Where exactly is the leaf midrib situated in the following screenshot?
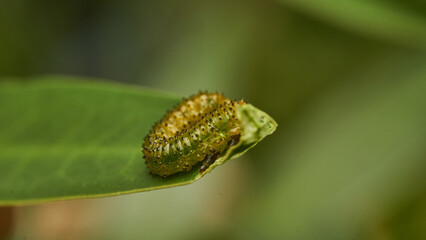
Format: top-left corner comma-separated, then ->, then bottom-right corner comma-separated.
0,145 -> 138,154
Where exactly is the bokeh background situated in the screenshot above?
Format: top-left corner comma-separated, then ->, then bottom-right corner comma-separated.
1,0 -> 426,239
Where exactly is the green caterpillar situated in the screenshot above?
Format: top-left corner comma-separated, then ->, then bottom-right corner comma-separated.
142,92 -> 245,178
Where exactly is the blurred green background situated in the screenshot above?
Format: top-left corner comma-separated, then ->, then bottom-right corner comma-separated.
1,0 -> 426,239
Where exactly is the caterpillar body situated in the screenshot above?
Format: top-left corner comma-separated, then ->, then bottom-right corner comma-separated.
142,92 -> 245,178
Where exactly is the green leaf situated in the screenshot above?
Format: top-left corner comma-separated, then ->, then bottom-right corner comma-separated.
0,76 -> 277,206
276,0 -> 426,49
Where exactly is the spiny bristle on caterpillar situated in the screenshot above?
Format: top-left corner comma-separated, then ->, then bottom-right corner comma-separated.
142,92 -> 245,178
